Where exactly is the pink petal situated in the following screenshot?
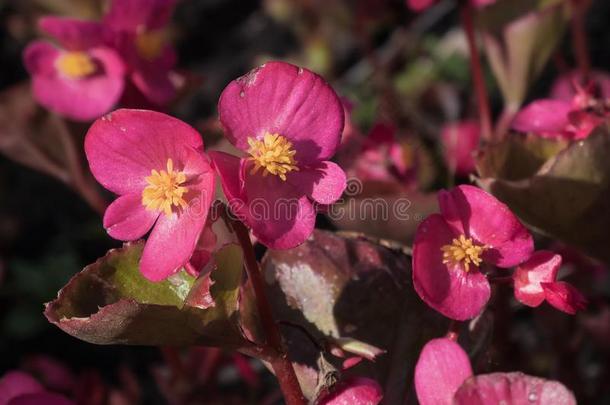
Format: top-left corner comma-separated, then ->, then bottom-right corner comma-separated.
23,41 -> 60,76
103,193 -> 159,241
130,58 -> 176,106
412,214 -> 491,320
8,393 -> 75,405
414,338 -> 473,405
438,185 -> 534,268
104,0 -> 176,31
512,99 -> 572,137
218,61 -> 344,165
407,0 -> 436,11
513,251 -> 561,307
209,151 -> 244,203
287,161 -> 346,205
541,282 -> 587,315
441,120 -> 480,177
471,0 -> 496,7
318,377 -> 383,405
38,17 -> 105,50
454,372 -> 576,405
0,372 -> 43,405
27,45 -> 125,122
139,150 -> 214,281
85,109 -> 203,195
242,161 -> 316,249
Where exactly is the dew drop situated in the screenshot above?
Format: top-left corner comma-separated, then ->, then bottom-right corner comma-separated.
528,392 -> 538,402
297,67 -> 304,75
239,91 -> 245,98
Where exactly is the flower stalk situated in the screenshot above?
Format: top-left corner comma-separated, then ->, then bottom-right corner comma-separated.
229,216 -> 306,405
459,0 -> 493,142
570,0 -> 591,84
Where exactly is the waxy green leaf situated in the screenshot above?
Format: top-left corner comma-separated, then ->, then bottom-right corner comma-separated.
45,242 -> 256,349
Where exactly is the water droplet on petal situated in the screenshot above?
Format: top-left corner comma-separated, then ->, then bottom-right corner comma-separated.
528,392 -> 538,402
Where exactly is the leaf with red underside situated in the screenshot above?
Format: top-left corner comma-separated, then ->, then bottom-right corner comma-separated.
45,242 -> 256,349
261,230 -> 446,403
477,123 -> 610,264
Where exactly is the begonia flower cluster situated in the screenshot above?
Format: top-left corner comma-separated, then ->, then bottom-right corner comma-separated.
24,0 -> 178,121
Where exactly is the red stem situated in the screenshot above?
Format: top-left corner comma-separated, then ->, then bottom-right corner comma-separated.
230,218 -> 306,405
570,0 -> 591,84
460,1 -> 493,142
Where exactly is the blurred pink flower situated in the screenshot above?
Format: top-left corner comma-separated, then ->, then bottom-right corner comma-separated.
318,377 -> 383,405
440,120 -> 480,177
513,250 -> 587,314
413,185 -> 533,320
353,122 -> 416,186
23,17 -> 125,121
85,109 -> 214,281
513,78 -> 610,140
415,338 -> 577,405
211,61 -> 346,249
103,0 -> 177,106
407,0 -> 495,11
0,371 -> 74,405
551,70 -> 610,101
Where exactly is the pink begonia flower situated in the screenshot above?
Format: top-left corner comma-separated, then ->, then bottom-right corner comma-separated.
454,373 -> 576,405
415,338 -> 577,405
413,185 -> 533,320
513,250 -> 587,314
441,120 -> 480,177
23,17 -> 125,121
513,82 -> 610,140
85,109 -> 214,281
541,281 -> 587,315
210,61 -> 346,249
103,0 -> 177,106
318,377 -> 383,405
513,250 -> 562,307
0,371 -> 75,405
414,338 -> 473,405
551,70 -> 610,101
407,0 -> 495,11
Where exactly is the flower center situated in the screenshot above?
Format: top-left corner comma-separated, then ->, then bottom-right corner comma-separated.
56,52 -> 96,79
247,133 -> 298,181
142,158 -> 188,216
136,29 -> 166,60
441,234 -> 487,272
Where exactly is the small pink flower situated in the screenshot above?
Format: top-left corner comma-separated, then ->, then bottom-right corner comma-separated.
413,185 -> 533,320
415,338 -> 577,405
414,338 -> 473,405
541,281 -> 587,315
513,250 -> 562,307
440,120 -> 480,177
513,250 -> 587,314
318,377 -> 383,405
512,86 -> 609,140
103,0 -> 177,106
210,61 -> 346,249
85,109 -> 215,281
23,17 -> 125,121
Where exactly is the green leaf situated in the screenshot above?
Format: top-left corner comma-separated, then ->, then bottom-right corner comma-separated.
477,124 -> 610,264
45,242 -> 255,349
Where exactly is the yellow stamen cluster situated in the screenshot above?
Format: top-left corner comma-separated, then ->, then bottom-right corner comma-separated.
142,159 -> 188,216
247,133 -> 298,181
136,29 -> 166,60
441,234 -> 487,272
56,52 -> 96,79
